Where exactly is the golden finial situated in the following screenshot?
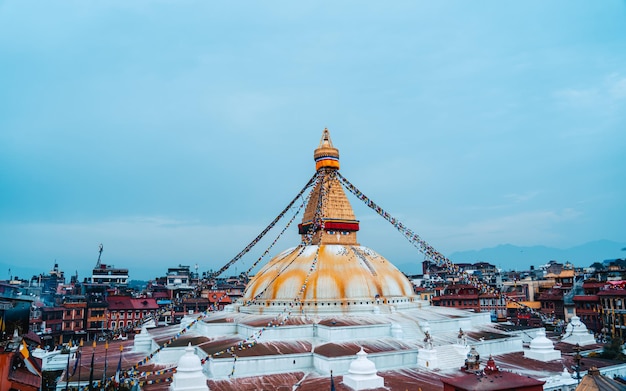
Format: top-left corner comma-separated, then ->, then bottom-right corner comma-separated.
314,128 -> 340,171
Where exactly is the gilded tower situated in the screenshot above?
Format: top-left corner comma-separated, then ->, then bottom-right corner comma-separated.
298,129 -> 360,245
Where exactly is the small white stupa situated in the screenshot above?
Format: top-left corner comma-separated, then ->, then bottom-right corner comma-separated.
342,347 -> 384,390
170,343 -> 209,391
390,323 -> 403,339
524,328 -> 561,362
417,329 -> 438,369
133,326 -> 153,353
561,316 -> 596,346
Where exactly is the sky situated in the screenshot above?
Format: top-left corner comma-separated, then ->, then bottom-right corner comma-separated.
1,1 -> 625,281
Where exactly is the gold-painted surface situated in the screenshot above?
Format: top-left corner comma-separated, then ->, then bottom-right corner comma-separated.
313,128 -> 340,164
315,159 -> 340,170
243,245 -> 414,303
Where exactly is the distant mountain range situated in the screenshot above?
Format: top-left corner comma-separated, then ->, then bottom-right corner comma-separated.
398,240 -> 626,275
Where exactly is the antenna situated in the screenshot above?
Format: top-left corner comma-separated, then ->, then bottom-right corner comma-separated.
96,243 -> 103,268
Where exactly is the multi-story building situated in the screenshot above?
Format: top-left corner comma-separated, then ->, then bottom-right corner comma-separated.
431,284 -> 506,320
537,287 -> 565,320
90,264 -> 129,286
106,295 -> 159,332
172,297 -> 209,323
505,301 -> 542,327
573,280 -> 603,334
84,284 -> 108,340
41,307 -> 64,345
60,295 -> 87,342
598,281 -> 626,340
203,290 -> 232,311
165,265 -> 194,290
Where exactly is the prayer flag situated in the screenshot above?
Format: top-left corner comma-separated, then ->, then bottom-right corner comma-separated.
20,340 -> 29,359
115,344 -> 123,385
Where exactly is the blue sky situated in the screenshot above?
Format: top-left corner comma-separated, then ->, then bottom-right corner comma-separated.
1,1 -> 625,281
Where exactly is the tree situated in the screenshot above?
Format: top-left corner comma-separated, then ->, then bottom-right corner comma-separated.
600,337 -> 626,361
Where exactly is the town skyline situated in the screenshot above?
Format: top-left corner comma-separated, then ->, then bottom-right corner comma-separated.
1,2 -> 625,281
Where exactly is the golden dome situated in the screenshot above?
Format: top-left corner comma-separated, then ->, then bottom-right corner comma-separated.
243,244 -> 415,312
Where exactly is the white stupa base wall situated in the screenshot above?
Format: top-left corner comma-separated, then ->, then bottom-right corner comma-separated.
158,347 -> 190,364
195,320 -> 237,336
343,373 -> 384,390
473,336 -> 524,357
204,349 -> 417,379
206,353 -> 313,379
236,299 -> 430,315
417,348 -> 439,369
316,323 -> 390,342
238,323 -> 315,341
314,349 -> 418,376
524,348 -> 562,362
561,333 -> 596,346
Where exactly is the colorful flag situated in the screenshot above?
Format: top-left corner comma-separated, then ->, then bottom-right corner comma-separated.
20,341 -> 42,377
115,344 -> 123,385
19,340 -> 29,359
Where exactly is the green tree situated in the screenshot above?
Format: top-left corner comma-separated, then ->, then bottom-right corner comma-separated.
600,337 -> 626,361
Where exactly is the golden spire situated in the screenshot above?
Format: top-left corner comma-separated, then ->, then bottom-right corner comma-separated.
314,128 -> 340,171
299,128 -> 359,245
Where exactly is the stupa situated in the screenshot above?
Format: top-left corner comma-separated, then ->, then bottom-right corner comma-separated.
135,128 -> 543,387
524,328 -> 561,362
560,315 -> 596,346
342,347 -> 385,390
242,128 -> 418,314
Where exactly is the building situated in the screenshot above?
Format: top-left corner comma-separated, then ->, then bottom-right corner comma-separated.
60,295 -> 87,343
106,295 -> 159,332
432,284 -> 507,320
89,244 -> 129,286
573,280 -> 604,334
84,284 -> 108,340
598,281 -> 626,341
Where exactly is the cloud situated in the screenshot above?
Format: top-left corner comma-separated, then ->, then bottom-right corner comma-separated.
504,191 -> 540,203
554,73 -> 626,109
608,74 -> 626,100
